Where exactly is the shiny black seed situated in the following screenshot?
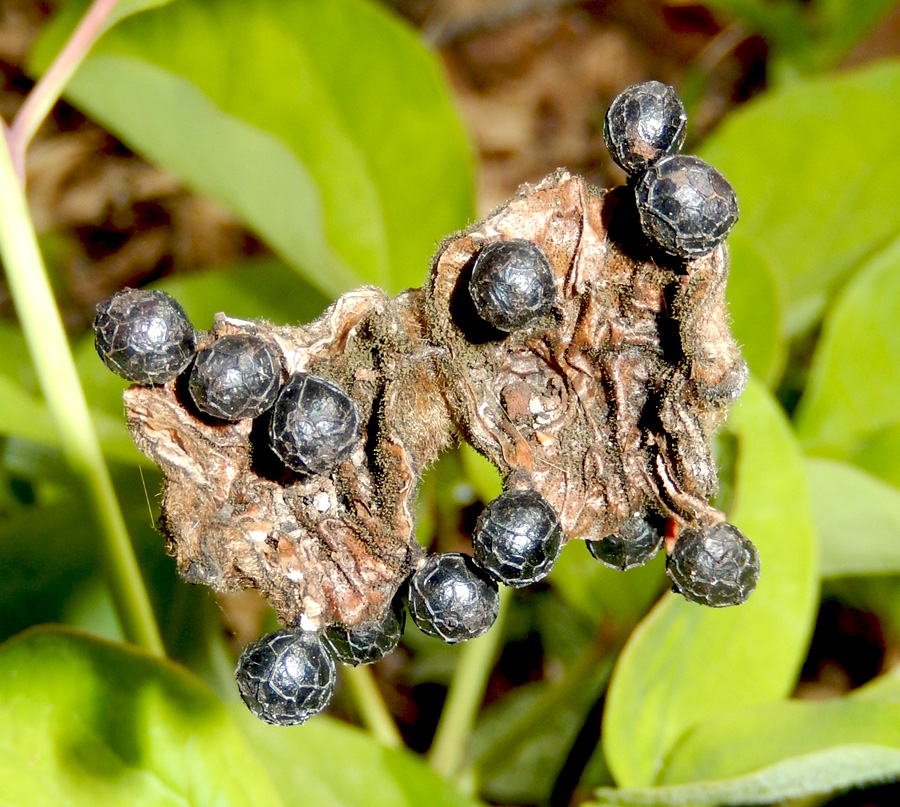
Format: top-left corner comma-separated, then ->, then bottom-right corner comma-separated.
604,81 -> 687,176
666,522 -> 760,607
635,154 -> 739,258
235,629 -> 336,726
269,372 -> 361,475
408,553 -> 499,643
189,334 -> 282,421
324,603 -> 405,666
473,489 -> 562,587
93,288 -> 195,384
469,239 -> 557,332
586,514 -> 664,571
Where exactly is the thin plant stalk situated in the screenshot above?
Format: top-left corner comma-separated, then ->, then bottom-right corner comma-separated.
343,665 -> 403,749
0,130 -> 164,657
428,585 -> 511,781
9,0 -> 120,183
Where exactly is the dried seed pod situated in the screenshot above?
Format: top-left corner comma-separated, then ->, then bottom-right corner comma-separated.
324,602 -> 405,666
189,333 -> 282,421
408,553 -> 499,643
473,489 -> 562,587
117,164 -> 752,651
468,239 -> 557,331
603,80 -> 687,176
586,514 -> 664,571
235,629 -> 336,726
269,372 -> 361,475
666,522 -> 760,607
635,155 -> 739,258
93,288 -> 195,384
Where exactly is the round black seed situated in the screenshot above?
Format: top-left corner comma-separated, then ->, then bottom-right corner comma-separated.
473,489 -> 563,587
93,288 -> 196,384
269,372 -> 361,475
189,334 -> 281,421
603,80 -> 687,176
324,603 -> 405,666
635,154 -> 739,259
586,514 -> 664,571
408,553 -> 499,643
469,239 -> 557,332
235,629 -> 336,726
666,522 -> 760,607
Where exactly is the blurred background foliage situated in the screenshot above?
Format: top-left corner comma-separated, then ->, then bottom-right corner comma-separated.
1,0 -> 900,805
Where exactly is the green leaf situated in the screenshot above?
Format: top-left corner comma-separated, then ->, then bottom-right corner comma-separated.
30,0 -> 475,297
103,0 -> 177,28
724,234 -> 783,384
591,693 -> 900,806
795,235 -> 900,458
0,626 -> 285,807
589,746 -> 900,807
699,62 -> 900,337
155,257 -> 329,328
661,696 -> 900,784
552,539 -> 666,626
601,378 -> 818,787
852,422 -> 900,490
228,702 -> 485,807
467,663 -> 610,805
808,457 -> 900,577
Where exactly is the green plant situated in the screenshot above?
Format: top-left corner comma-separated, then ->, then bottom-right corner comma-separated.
2,1 -> 900,806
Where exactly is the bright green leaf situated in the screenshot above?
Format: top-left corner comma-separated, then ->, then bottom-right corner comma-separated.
601,378 -> 818,787
591,695 -> 900,805
30,0 -> 475,297
699,62 -> 900,337
228,702 -> 485,807
852,422 -> 900,491
0,626 -> 285,807
808,457 -> 900,576
590,746 -> 900,807
795,235 -> 900,457
725,234 -> 783,384
660,695 -> 900,785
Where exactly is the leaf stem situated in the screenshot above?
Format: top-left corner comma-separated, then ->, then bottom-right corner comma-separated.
343,665 -> 403,749
9,0 -> 121,182
0,125 -> 164,657
428,585 -> 511,781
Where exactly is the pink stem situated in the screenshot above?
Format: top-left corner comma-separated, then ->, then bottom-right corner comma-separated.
9,0 -> 120,186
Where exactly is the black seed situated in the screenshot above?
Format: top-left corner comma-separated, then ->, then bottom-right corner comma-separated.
468,239 -> 557,332
473,489 -> 562,587
189,334 -> 282,421
269,372 -> 361,475
93,288 -> 196,384
408,553 -> 499,643
235,629 -> 336,726
603,81 -> 687,176
635,154 -> 739,258
324,602 -> 405,666
666,522 -> 760,607
586,514 -> 664,571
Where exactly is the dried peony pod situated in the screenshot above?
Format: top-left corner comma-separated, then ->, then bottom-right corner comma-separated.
122,168 -> 751,632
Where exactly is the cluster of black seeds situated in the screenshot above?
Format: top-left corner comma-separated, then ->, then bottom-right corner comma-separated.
93,81 -> 761,729
603,80 -> 739,258
94,289 -> 363,478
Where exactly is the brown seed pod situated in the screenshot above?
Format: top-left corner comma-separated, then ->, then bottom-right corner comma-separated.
123,168 -> 748,631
